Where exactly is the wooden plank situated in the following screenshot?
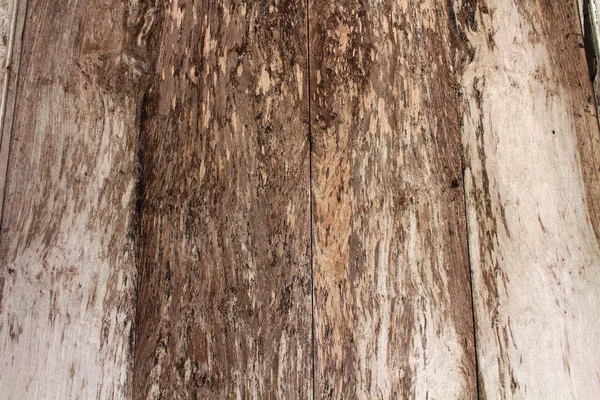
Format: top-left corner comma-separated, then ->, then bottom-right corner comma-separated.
0,0 -> 21,220
461,1 -> 600,397
310,1 -> 478,397
0,0 -> 152,397
132,1 -> 312,398
0,0 -> 14,91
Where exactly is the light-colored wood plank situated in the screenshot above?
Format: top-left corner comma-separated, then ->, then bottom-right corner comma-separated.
461,1 -> 600,397
0,0 -> 21,220
132,1 -> 312,398
0,0 -> 153,397
310,1 -> 478,397
0,0 -> 14,91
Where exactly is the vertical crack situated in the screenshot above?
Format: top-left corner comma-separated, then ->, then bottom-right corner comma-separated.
583,0 -> 598,80
462,169 -> 481,400
306,0 -> 315,398
130,89 -> 147,399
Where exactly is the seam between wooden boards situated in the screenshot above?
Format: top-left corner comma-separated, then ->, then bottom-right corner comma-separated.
307,0 -> 315,398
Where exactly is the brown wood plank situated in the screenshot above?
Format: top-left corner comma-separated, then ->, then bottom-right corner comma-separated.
0,0 -> 152,397
132,1 -> 312,398
309,1 -> 478,397
460,1 -> 600,397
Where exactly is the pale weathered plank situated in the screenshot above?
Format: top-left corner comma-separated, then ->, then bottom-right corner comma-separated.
132,1 -> 312,398
310,1 -> 478,397
0,0 -> 21,219
460,1 -> 600,398
0,0 -> 14,91
0,0 -> 153,397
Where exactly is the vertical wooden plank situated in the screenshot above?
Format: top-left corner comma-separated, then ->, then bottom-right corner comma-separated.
0,0 -> 152,397
310,1 -> 478,397
461,1 -> 600,397
0,0 -> 21,217
580,0 -> 600,115
133,0 -> 312,398
0,0 -> 14,90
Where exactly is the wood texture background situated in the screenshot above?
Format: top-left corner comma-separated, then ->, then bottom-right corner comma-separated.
0,0 -> 599,399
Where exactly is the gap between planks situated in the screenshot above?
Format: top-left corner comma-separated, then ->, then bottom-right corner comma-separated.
306,0 -> 316,399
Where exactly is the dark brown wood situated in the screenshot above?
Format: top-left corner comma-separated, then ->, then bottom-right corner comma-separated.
309,1 -> 478,397
0,0 -> 152,397
132,1 -> 312,398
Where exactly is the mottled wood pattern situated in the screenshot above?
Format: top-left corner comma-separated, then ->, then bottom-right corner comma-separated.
1,0 -> 600,399
460,1 -> 600,398
132,1 -> 312,398
0,0 -> 151,397
310,1 -> 478,398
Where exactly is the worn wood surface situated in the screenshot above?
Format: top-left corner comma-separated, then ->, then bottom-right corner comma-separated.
0,0 -> 20,219
0,0 -> 151,397
0,0 -> 14,90
310,1 -> 478,398
132,1 -> 312,398
461,1 -> 600,398
1,0 -> 600,399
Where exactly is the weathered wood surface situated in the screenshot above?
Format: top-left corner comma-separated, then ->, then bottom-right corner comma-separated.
1,0 -> 600,399
0,0 -> 14,90
132,1 -> 312,398
0,0 -> 20,219
461,1 -> 600,398
0,0 -> 151,397
310,1 -> 478,397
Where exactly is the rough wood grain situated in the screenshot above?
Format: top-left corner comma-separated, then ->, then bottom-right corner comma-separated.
0,0 -> 152,397
460,1 -> 600,398
132,1 -> 312,398
0,0 -> 21,219
580,0 -> 600,116
310,1 -> 478,397
0,0 -> 14,90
